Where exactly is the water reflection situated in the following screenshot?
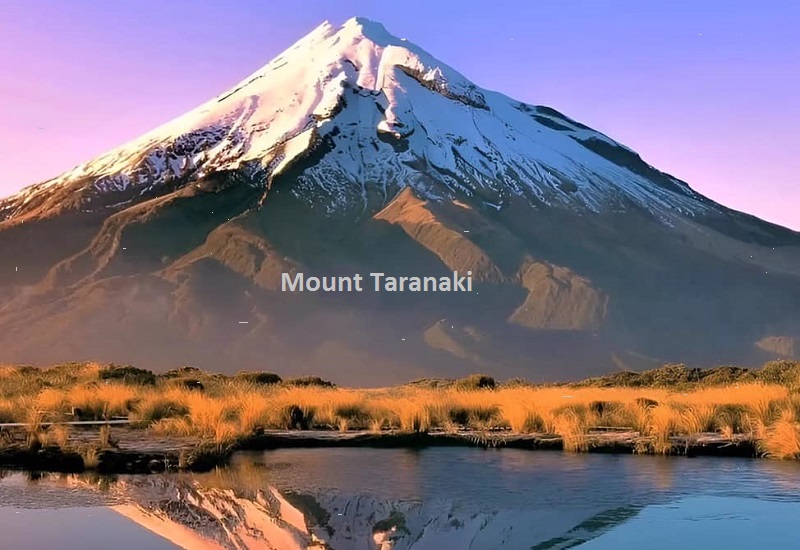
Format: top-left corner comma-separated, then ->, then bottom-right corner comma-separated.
578,496 -> 800,549
1,449 -> 800,549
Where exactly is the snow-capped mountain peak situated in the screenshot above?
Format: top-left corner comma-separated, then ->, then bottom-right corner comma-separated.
1,18 -> 799,387
1,17 -> 712,221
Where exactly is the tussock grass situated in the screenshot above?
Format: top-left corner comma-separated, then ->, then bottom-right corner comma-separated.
0,401 -> 17,423
68,385 -> 138,419
44,424 -> 71,449
756,410 -> 800,459
129,394 -> 189,427
3,362 -> 800,459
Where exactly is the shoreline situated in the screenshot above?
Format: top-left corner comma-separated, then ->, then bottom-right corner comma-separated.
2,362 -> 798,473
0,426 -> 758,474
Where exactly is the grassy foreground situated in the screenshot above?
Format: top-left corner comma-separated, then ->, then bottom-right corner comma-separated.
2,361 -> 800,460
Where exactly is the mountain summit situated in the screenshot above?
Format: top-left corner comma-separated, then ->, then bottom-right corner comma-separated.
2,16 -> 709,220
1,18 -> 799,384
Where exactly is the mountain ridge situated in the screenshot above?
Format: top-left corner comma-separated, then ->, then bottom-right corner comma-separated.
1,17 -> 799,384
1,17 -> 724,222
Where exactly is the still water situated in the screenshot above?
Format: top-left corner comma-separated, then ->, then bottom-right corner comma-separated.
1,448 -> 800,549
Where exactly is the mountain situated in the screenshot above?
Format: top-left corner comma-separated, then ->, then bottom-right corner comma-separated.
72,475 -> 637,549
1,17 -> 799,385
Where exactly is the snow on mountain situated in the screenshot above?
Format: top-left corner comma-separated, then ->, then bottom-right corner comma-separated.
1,16 -> 798,379
96,477 -> 623,550
1,17 -> 714,222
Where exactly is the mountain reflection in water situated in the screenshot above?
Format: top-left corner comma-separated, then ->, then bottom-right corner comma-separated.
2,448 -> 800,549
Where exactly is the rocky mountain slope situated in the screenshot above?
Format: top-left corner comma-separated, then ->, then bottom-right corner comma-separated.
1,17 -> 799,384
86,476 -> 635,550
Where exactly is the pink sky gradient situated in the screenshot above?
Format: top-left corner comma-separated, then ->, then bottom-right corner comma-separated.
1,1 -> 798,229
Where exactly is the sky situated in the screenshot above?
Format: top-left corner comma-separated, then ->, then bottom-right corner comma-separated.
1,0 -> 798,229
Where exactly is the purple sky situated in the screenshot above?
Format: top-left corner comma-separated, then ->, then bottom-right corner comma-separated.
1,1 -> 798,229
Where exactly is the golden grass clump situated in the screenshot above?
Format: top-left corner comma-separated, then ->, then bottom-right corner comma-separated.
151,417 -> 194,437
755,409 -> 800,460
48,424 -> 72,449
501,398 -> 539,433
128,393 -> 189,427
645,405 -> 679,454
0,400 -> 17,423
551,408 -> 589,452
180,392 -> 238,437
237,392 -> 273,434
66,384 -> 139,419
678,403 -> 719,435
6,363 -> 800,460
0,366 -> 20,379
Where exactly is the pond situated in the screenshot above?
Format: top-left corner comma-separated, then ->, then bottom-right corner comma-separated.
1,448 -> 800,549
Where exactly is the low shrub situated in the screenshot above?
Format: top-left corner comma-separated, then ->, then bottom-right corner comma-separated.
757,361 -> 800,387
235,371 -> 283,386
164,378 -> 205,391
455,374 -> 496,390
98,365 -> 156,386
284,376 -> 334,388
161,366 -> 203,379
